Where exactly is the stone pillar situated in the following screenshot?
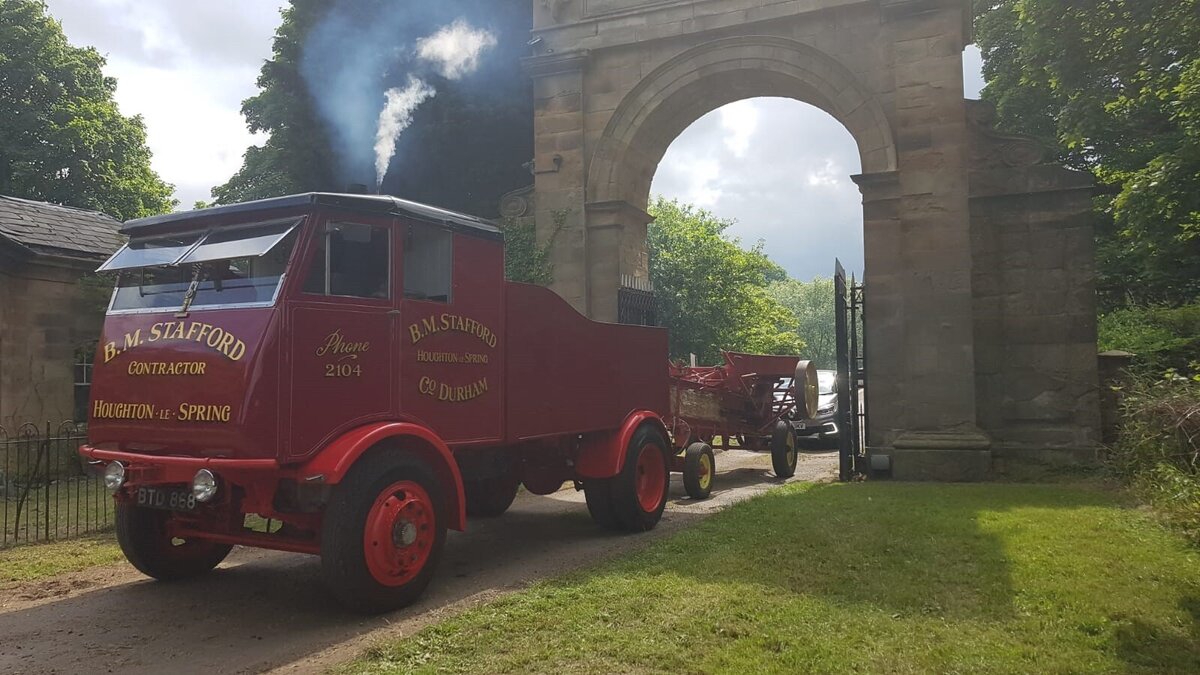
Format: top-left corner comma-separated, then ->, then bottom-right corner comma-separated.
524,52 -> 590,315
862,0 -> 992,480
967,99 -> 1101,475
584,201 -> 653,323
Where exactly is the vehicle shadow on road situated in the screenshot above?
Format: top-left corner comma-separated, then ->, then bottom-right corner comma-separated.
0,492 -> 713,675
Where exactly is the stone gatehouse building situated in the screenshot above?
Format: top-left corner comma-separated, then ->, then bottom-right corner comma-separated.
0,196 -> 122,429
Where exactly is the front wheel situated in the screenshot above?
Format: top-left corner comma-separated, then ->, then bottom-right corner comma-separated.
320,452 -> 447,614
115,504 -> 232,581
771,421 -> 798,479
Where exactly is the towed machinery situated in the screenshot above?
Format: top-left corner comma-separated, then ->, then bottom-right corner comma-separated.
82,193 -> 815,613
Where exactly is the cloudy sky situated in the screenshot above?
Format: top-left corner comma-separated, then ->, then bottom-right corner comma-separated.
44,1 -> 984,281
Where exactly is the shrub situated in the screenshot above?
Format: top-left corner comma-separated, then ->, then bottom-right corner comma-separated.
1098,304 -> 1200,375
1108,372 -> 1200,542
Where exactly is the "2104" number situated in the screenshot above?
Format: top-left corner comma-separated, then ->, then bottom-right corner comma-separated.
325,363 -> 363,378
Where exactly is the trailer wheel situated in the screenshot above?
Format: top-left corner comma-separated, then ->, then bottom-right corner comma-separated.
115,504 -> 232,581
610,425 -> 671,531
465,476 -> 519,518
320,452 -> 447,614
770,420 -> 798,479
683,442 -> 715,500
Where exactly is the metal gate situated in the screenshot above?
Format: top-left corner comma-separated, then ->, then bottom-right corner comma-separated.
834,260 -> 868,480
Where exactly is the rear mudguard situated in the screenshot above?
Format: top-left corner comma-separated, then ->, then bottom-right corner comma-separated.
575,411 -> 670,480
298,422 -> 467,531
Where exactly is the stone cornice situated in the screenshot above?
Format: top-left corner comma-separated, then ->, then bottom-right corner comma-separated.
586,200 -> 654,227
522,51 -> 590,79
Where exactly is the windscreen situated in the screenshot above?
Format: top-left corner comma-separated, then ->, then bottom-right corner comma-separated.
108,221 -> 301,313
818,371 -> 836,394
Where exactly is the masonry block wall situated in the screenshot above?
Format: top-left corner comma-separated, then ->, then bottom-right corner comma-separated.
0,261 -> 102,429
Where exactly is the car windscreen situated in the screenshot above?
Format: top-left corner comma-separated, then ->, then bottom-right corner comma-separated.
108,223 -> 301,313
818,371 -> 836,394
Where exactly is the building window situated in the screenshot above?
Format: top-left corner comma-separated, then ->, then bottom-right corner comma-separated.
74,344 -> 95,423
303,222 -> 391,299
403,224 -> 453,303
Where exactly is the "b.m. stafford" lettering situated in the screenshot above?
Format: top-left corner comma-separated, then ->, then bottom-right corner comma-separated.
103,321 -> 247,364
408,314 -> 497,348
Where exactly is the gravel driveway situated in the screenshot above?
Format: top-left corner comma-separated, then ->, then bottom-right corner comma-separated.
0,449 -> 837,674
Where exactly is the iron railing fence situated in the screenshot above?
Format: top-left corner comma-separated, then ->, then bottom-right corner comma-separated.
0,422 -> 113,548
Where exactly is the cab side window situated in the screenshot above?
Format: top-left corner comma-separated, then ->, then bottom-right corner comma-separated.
303,222 -> 390,299
403,224 -> 452,302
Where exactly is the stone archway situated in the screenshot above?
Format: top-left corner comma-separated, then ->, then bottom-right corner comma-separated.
587,34 -> 897,208
524,0 -> 1101,480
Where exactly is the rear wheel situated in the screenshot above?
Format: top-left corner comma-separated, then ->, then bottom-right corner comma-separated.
465,475 -> 519,518
614,426 -> 671,531
683,442 -> 715,500
583,478 -> 618,529
320,452 -> 447,614
115,504 -> 232,581
771,421 -> 798,479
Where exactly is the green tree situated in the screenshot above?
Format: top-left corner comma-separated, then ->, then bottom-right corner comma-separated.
211,0 -> 336,205
648,197 -> 802,363
768,277 -> 837,369
0,0 -> 174,219
214,0 -> 532,217
975,0 -> 1200,307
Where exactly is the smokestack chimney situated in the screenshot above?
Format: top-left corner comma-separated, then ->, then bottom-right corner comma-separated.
346,183 -> 370,195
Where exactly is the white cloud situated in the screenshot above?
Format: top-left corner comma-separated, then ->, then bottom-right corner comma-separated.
964,44 -> 985,99
652,98 -> 865,281
44,0 -> 288,210
719,99 -> 760,158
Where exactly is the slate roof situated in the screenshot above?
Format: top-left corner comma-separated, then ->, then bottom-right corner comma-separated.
0,195 -> 124,261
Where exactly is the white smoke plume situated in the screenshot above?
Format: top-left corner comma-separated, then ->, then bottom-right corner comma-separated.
416,19 -> 498,80
373,19 -> 498,187
375,76 -> 437,186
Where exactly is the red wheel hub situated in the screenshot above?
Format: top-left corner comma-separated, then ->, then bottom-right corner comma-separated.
363,480 -> 436,587
634,443 -> 667,513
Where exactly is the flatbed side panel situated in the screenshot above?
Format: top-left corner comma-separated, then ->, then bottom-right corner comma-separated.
504,283 -> 669,441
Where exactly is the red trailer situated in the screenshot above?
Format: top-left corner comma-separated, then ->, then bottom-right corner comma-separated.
78,192 -> 816,613
665,353 -> 818,499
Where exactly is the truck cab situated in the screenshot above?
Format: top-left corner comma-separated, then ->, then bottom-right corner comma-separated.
81,193 -> 671,613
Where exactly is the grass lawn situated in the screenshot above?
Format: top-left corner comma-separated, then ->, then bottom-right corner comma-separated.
0,535 -> 122,584
1,476 -> 115,547
343,482 -> 1200,674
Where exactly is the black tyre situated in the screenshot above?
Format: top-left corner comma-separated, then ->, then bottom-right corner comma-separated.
115,504 -> 232,581
682,442 -> 716,500
611,425 -> 671,531
583,478 -> 618,529
465,475 -> 520,517
771,420 -> 798,479
320,452 -> 447,614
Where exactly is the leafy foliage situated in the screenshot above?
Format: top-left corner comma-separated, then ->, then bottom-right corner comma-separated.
214,0 -> 533,217
1098,304 -> 1200,375
211,0 -> 339,205
1108,374 -> 1200,543
975,0 -> 1200,307
767,277 -> 837,369
0,0 -> 174,219
647,198 -> 802,363
499,212 -> 561,286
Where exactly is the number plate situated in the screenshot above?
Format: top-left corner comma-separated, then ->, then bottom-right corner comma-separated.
137,486 -> 197,511
794,422 -> 807,430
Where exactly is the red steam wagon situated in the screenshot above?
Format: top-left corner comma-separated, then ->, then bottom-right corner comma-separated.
81,193 -> 814,613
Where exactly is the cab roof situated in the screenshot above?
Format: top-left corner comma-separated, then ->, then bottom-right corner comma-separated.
121,193 -> 502,241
